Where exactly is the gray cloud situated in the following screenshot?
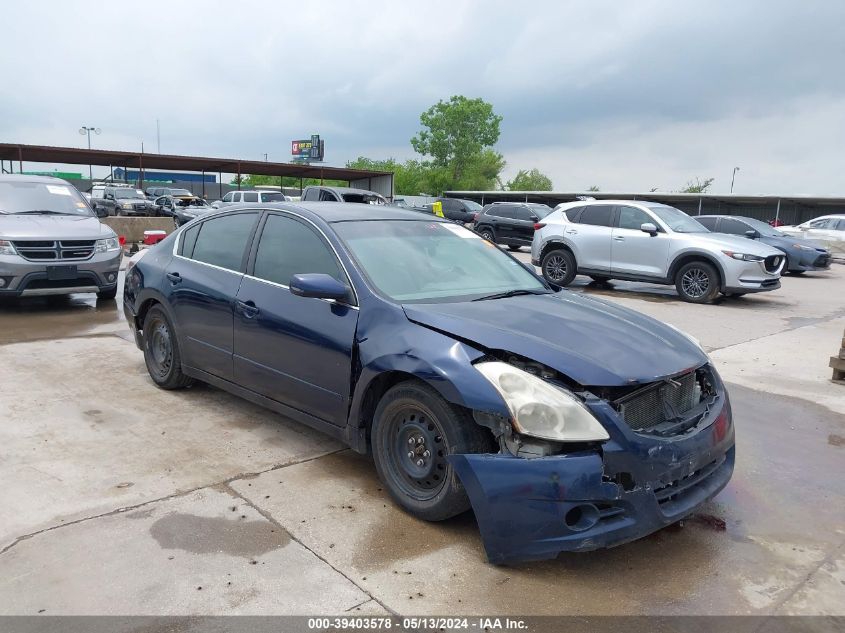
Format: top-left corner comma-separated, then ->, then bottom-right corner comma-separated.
1,0 -> 843,193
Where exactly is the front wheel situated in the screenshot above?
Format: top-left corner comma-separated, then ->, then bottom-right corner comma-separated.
478,227 -> 496,243
675,261 -> 720,303
142,305 -> 194,390
371,381 -> 493,522
541,248 -> 577,286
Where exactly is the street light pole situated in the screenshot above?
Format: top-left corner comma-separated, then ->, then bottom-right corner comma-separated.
79,126 -> 101,183
730,166 -> 740,193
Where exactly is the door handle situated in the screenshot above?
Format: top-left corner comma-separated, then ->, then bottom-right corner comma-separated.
166,272 -> 182,284
565,229 -> 578,235
613,236 -> 625,241
236,299 -> 260,318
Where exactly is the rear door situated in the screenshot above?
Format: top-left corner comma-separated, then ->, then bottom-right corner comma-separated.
610,205 -> 671,277
509,205 -> 537,244
167,211 -> 260,381
233,212 -> 359,425
568,204 -> 615,271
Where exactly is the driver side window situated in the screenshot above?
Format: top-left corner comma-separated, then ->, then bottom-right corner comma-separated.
616,206 -> 652,230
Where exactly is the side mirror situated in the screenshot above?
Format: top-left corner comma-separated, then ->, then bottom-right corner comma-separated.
640,222 -> 658,235
95,206 -> 108,218
745,229 -> 759,239
289,273 -> 350,302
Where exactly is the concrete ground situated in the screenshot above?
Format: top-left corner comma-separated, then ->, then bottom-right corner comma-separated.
0,258 -> 843,616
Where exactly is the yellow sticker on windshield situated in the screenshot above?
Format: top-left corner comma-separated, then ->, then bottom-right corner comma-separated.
432,201 -> 444,218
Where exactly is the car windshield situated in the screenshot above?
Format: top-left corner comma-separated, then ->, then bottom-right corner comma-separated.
334,219 -> 548,303
0,181 -> 94,216
645,204 -> 708,233
114,189 -> 143,199
260,192 -> 285,202
462,200 -> 483,211
741,217 -> 784,237
529,204 -> 554,219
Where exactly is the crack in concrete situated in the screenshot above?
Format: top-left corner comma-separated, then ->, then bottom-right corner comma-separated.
708,311 -> 845,353
222,482 -> 396,616
0,447 -> 347,557
770,538 -> 845,615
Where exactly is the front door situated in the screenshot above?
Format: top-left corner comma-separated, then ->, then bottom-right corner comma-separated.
610,205 -> 671,277
167,211 -> 259,380
233,213 -> 359,426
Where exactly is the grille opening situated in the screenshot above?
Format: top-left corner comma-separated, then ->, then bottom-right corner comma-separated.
13,240 -> 55,248
60,240 -> 95,247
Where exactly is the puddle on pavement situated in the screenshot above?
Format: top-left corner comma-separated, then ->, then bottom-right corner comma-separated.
149,512 -> 290,558
0,278 -> 126,345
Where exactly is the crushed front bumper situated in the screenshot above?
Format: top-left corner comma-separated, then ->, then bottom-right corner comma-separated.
450,394 -> 734,564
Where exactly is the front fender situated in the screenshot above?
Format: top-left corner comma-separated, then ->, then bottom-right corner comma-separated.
349,321 -> 511,427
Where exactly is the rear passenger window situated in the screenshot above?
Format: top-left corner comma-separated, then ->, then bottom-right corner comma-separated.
180,224 -> 200,257
564,206 -> 584,222
253,214 -> 344,286
579,205 -> 614,227
243,192 -> 259,203
190,213 -> 257,271
512,206 -> 534,221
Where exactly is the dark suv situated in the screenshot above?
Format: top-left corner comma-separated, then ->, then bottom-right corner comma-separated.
474,202 -> 554,251
437,197 -> 482,223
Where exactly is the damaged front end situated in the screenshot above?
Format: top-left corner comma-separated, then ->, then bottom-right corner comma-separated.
451,358 -> 735,565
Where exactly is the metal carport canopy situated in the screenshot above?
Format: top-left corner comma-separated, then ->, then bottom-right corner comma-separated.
0,142 -> 392,182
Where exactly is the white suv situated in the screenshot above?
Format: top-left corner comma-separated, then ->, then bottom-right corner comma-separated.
531,200 -> 785,303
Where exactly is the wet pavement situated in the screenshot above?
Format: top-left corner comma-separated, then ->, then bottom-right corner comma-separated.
0,263 -> 843,615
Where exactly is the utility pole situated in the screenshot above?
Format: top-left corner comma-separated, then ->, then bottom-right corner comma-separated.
730,166 -> 740,193
156,119 -> 161,154
78,126 -> 101,182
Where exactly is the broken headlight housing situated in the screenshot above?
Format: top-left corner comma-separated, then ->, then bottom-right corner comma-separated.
475,361 -> 609,442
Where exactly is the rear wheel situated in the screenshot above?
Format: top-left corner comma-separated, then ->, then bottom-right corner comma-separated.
589,275 -> 611,284
371,381 -> 493,521
507,245 -> 522,252
142,305 -> 194,390
541,248 -> 577,286
675,261 -> 720,303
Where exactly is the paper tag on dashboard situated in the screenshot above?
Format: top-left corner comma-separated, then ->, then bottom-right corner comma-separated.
442,223 -> 480,238
46,185 -> 72,196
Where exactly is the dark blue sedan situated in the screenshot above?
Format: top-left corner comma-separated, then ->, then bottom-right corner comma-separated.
123,203 -> 735,564
697,215 -> 831,274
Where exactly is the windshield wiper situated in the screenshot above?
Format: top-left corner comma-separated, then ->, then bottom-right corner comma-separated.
471,289 -> 550,302
14,210 -> 78,216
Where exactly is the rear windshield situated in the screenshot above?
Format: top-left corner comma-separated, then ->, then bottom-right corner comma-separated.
0,181 -> 94,216
260,192 -> 285,202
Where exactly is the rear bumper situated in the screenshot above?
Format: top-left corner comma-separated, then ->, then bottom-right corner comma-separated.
451,395 -> 735,564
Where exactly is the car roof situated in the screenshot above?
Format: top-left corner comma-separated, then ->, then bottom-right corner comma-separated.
306,185 -> 384,196
222,201 -> 443,223
0,174 -> 70,185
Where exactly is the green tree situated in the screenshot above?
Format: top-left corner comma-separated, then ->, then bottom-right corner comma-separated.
506,168 -> 553,191
680,177 -> 714,193
411,95 -> 503,187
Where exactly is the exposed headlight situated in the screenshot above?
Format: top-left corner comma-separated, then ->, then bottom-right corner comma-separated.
121,202 -> 133,209
721,250 -> 764,261
0,239 -> 17,256
474,361 -> 609,442
94,237 -> 121,253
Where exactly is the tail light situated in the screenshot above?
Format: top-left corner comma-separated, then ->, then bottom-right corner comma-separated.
118,235 -> 126,246
533,223 -> 546,230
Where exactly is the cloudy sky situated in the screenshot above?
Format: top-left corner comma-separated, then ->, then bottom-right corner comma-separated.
2,0 -> 843,194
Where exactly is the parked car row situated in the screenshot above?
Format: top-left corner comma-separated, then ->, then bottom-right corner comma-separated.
523,200 -> 833,303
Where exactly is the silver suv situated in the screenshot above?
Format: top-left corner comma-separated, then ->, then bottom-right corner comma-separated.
531,200 -> 785,303
0,175 -> 122,299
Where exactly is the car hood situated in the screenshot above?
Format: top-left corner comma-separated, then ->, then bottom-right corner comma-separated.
687,232 -> 783,256
402,292 -> 708,387
0,214 -> 115,240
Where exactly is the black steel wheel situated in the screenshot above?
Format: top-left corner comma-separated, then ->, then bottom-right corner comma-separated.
675,261 -> 720,303
142,305 -> 193,389
371,381 -> 493,521
541,248 -> 576,286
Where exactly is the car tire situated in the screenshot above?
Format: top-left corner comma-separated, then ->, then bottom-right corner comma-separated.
789,270 -> 806,275
675,261 -> 720,303
589,275 -> 611,284
507,245 -> 522,252
97,287 -> 117,300
541,248 -> 577,286
371,380 -> 494,522
142,305 -> 194,390
478,227 -> 496,243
